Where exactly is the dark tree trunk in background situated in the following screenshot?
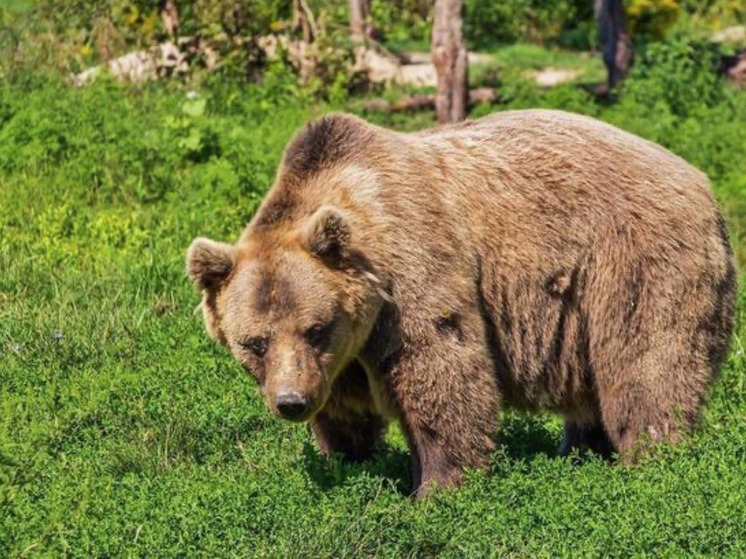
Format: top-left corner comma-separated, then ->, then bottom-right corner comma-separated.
596,0 -> 632,89
348,0 -> 373,41
432,0 -> 468,123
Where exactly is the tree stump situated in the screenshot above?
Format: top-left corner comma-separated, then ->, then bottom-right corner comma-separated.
348,0 -> 373,42
432,0 -> 468,123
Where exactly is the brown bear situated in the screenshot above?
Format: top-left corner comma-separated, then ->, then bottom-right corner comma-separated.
186,110 -> 736,495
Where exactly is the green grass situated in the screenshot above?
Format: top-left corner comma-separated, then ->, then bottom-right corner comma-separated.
2,44 -> 746,556
479,43 -> 606,84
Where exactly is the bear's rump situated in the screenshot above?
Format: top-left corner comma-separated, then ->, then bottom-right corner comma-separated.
478,212 -> 734,421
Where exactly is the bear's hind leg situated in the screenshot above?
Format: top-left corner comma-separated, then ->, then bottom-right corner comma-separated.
585,225 -> 733,461
595,349 -> 705,461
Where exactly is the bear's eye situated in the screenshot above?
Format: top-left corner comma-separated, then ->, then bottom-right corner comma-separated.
241,336 -> 268,358
305,323 -> 328,348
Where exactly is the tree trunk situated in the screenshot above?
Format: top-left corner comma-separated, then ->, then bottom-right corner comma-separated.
432,0 -> 468,123
160,0 -> 180,38
348,0 -> 372,42
595,0 -> 632,89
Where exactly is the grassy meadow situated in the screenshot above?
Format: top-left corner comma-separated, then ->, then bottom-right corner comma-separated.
2,33 -> 746,557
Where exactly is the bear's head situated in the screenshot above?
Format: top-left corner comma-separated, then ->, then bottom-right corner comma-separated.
186,205 -> 385,422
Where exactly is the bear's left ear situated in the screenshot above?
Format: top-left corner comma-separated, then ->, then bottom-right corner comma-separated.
301,205 -> 351,262
186,237 -> 236,291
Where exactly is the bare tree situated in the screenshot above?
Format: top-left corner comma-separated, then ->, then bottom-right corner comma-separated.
596,0 -> 632,89
348,0 -> 373,42
432,0 -> 468,123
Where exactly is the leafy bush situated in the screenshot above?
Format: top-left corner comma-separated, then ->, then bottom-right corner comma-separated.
620,37 -> 725,117
0,72 -> 307,207
370,0 -> 432,48
626,0 -> 681,40
465,0 -> 593,48
680,0 -> 746,31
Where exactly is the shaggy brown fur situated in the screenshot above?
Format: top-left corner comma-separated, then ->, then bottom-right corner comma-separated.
187,110 -> 736,496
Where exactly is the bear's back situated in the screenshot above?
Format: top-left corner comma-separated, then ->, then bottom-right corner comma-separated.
397,109 -> 718,265
411,109 -> 710,207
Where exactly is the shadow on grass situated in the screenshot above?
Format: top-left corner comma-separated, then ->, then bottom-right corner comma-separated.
302,439 -> 414,495
300,412 -> 605,495
499,413 -> 617,465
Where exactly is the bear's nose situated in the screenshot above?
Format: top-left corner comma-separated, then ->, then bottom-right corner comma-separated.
276,390 -> 309,420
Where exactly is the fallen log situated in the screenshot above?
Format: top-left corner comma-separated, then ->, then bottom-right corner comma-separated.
364,87 -> 496,113
72,36 -> 218,86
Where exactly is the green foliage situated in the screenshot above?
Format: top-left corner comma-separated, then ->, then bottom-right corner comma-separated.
29,0 -> 293,48
370,0 -> 433,49
626,0 -> 681,40
361,0 -> 597,50
465,0 -> 594,49
182,0 -> 291,37
0,0 -> 295,82
620,37 -> 726,117
680,0 -> 746,32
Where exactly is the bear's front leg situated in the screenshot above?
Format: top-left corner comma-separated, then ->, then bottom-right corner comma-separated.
387,324 -> 500,497
310,360 -> 387,463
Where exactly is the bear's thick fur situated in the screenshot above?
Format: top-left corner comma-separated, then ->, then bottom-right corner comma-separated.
187,110 -> 736,495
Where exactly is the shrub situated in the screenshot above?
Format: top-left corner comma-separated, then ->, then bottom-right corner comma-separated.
0,72 -> 307,207
465,0 -> 594,48
626,0 -> 681,40
370,0 -> 432,47
620,37 -> 726,117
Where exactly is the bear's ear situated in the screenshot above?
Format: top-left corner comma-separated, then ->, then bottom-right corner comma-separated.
186,237 -> 236,291
301,205 -> 351,262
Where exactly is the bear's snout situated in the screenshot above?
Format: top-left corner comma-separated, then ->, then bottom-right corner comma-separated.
275,389 -> 310,421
